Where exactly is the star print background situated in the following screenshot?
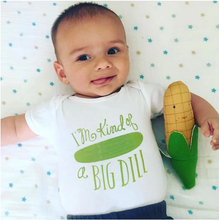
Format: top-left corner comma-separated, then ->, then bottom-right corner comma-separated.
1,1 -> 219,219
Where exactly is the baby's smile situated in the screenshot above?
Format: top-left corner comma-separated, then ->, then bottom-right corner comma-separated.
91,75 -> 116,86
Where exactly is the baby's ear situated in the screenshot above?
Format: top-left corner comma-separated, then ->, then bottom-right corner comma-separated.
54,61 -> 69,84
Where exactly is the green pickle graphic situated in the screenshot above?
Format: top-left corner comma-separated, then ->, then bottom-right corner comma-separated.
74,132 -> 143,163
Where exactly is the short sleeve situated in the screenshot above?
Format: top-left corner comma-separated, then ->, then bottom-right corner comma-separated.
25,95 -> 69,138
138,81 -> 165,119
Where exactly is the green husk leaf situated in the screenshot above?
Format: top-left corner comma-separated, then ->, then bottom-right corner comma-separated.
168,125 -> 198,189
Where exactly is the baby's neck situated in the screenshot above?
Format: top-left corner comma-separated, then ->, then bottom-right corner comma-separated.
75,87 -> 122,99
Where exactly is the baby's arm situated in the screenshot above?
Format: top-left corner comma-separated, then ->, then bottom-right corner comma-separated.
191,93 -> 219,150
1,114 -> 38,147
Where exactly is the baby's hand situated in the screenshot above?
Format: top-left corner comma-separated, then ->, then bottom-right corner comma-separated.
200,116 -> 219,150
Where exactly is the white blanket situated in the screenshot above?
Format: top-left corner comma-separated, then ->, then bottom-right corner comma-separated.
1,1 -> 219,219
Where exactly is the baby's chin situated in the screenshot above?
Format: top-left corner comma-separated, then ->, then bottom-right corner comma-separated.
98,86 -> 122,97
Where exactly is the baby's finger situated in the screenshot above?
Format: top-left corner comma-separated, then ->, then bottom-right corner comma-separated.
211,130 -> 219,145
211,119 -> 219,143
200,121 -> 212,138
212,143 -> 219,151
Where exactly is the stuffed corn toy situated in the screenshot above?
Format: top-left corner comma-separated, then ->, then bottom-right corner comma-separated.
164,81 -> 198,189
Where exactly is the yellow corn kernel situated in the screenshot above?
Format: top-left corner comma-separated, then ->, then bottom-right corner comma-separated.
164,81 -> 195,148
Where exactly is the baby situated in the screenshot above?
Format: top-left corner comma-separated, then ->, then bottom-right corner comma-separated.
1,2 -> 219,219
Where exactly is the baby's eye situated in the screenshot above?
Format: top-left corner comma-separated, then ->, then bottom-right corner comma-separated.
77,55 -> 90,61
108,48 -> 119,55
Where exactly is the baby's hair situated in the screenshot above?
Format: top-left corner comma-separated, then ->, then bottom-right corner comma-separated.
51,2 -> 120,55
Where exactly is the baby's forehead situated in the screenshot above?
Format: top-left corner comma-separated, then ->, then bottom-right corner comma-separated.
54,12 -> 126,59
56,13 -> 124,40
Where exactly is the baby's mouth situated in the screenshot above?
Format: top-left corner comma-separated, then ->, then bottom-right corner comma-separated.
91,76 -> 115,85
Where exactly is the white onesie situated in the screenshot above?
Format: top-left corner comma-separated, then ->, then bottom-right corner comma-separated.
25,80 -> 167,215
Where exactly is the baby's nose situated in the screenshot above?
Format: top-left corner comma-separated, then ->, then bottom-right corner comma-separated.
95,56 -> 112,71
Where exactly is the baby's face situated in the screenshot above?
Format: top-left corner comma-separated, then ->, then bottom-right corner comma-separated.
54,13 -> 129,98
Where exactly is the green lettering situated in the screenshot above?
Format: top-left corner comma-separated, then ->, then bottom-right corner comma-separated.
101,165 -> 106,190
126,114 -> 138,130
92,165 -> 101,190
71,132 -> 80,147
77,167 -> 88,179
106,125 -> 115,135
106,163 -> 115,189
128,156 -> 136,182
134,154 -> 143,178
140,150 -> 148,174
118,159 -> 129,187
118,115 -> 126,131
77,128 -> 97,145
96,119 -> 107,137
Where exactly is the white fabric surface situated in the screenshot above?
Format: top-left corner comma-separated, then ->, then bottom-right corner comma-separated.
1,1 -> 219,219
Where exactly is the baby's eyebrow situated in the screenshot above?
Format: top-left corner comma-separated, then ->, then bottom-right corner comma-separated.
109,39 -> 126,45
69,46 -> 89,56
